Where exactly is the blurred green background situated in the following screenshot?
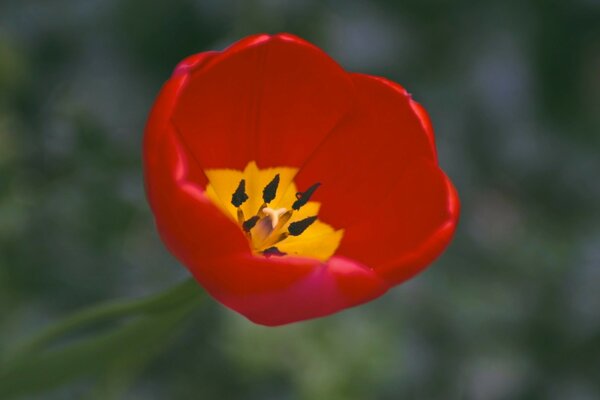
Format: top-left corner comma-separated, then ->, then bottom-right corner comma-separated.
1,0 -> 599,399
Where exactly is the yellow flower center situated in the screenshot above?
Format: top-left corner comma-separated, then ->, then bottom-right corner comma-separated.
204,162 -> 343,261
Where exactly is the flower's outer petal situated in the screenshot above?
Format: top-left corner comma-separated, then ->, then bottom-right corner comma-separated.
171,33 -> 356,171
292,73 -> 436,229
145,50 -> 219,190
337,157 -> 460,285
409,97 -> 438,162
147,124 -> 250,262
144,57 -> 249,262
172,51 -> 219,77
367,76 -> 438,162
189,255 -> 389,326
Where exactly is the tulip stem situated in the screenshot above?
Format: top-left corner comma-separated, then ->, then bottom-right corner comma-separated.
6,278 -> 201,361
0,278 -> 204,399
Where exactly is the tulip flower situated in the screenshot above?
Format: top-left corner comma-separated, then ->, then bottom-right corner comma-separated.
144,33 -> 459,326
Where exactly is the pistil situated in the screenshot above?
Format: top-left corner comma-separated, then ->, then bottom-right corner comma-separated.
262,207 -> 288,228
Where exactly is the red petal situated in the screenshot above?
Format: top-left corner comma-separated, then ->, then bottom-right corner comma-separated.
409,98 -> 438,162
337,157 -> 460,285
147,125 -> 251,262
293,74 -> 436,228
145,50 -> 218,190
144,64 -> 249,262
172,51 -> 219,77
188,254 -> 388,326
171,33 -> 356,171
367,76 -> 438,161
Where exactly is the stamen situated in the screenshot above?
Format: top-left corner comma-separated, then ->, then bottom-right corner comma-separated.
262,174 -> 280,203
236,208 -> 245,225
242,216 -> 260,232
288,216 -> 317,236
260,231 -> 289,249
256,203 -> 267,216
262,207 -> 287,229
262,246 -> 286,257
231,179 -> 249,207
277,210 -> 293,228
292,183 -> 321,210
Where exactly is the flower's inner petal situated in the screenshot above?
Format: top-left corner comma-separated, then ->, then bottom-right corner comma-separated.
205,161 -> 343,261
277,227 -> 344,259
172,34 -> 355,171
337,157 -> 458,283
293,74 -> 436,229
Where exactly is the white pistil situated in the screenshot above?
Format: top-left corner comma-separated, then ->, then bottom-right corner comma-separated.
262,207 -> 287,229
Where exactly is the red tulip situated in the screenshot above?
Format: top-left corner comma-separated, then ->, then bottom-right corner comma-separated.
144,33 -> 459,326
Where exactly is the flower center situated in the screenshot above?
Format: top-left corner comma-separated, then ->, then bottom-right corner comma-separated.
204,162 -> 343,261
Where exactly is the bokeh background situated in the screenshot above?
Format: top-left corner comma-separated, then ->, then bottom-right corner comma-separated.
1,0 -> 599,399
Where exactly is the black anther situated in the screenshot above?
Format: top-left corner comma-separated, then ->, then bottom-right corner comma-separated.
231,179 -> 249,207
262,174 -> 280,203
288,216 -> 318,236
242,216 -> 260,232
292,183 -> 321,210
262,246 -> 287,257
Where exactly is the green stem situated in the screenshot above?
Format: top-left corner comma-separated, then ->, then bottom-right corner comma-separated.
0,278 -> 204,399
7,278 -> 200,360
